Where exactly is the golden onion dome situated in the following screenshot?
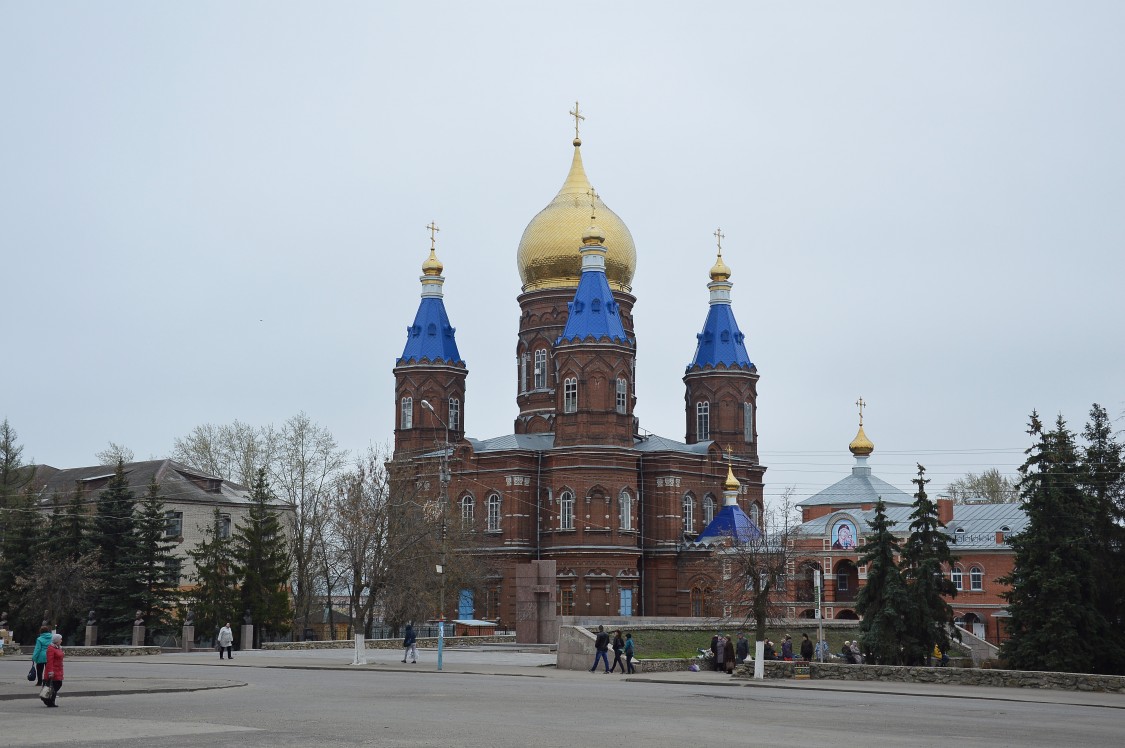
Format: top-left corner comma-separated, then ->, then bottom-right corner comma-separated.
421,247 -> 443,277
724,463 -> 741,492
710,250 -> 732,282
517,141 -> 636,292
849,425 -> 875,456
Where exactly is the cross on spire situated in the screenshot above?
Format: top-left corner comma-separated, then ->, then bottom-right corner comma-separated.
570,101 -> 585,141
714,227 -> 725,254
586,188 -> 599,222
856,396 -> 866,426
426,221 -> 440,252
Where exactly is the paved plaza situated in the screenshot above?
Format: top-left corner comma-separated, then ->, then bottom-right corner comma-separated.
1,646 -> 1122,747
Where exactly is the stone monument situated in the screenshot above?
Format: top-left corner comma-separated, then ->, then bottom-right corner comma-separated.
515,560 -> 557,644
182,608 -> 195,652
85,609 -> 98,647
240,609 -> 254,651
131,610 -> 145,647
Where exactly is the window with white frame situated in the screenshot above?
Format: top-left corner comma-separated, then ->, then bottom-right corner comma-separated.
487,493 -> 501,532
696,401 -> 710,440
520,353 -> 528,393
165,511 -> 183,538
683,494 -> 695,532
534,349 -> 547,389
449,397 -> 461,431
559,490 -> 575,530
951,566 -> 963,591
460,495 -> 474,526
970,566 -> 984,591
400,396 -> 413,429
744,402 -> 754,443
616,377 -> 627,414
563,377 -> 578,413
619,490 -> 632,531
219,514 -> 232,539
703,495 -> 715,524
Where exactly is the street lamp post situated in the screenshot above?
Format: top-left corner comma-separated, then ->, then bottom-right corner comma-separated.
420,399 -> 450,672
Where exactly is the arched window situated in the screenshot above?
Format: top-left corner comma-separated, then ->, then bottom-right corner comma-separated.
534,349 -> 547,390
616,377 -> 627,414
744,402 -> 754,443
951,566 -> 963,591
619,490 -> 632,531
487,493 -> 501,532
682,494 -> 695,532
696,401 -> 710,440
559,490 -> 575,530
448,397 -> 461,432
690,586 -> 708,617
563,378 -> 578,413
969,566 -> 984,591
703,495 -> 715,524
460,495 -> 474,526
749,504 -> 761,527
400,396 -> 413,429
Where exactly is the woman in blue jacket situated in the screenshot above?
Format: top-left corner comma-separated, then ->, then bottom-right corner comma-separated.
32,627 -> 53,686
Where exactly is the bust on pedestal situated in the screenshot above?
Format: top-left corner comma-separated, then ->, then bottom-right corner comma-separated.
182,609 -> 195,652
132,610 -> 145,647
85,609 -> 98,647
240,610 -> 254,651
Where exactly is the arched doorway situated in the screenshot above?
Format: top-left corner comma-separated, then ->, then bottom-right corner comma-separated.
833,560 -> 859,603
799,609 -> 817,619
835,609 -> 859,620
957,612 -> 985,640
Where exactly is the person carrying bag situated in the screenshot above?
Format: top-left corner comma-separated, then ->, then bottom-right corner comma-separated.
40,634 -> 64,707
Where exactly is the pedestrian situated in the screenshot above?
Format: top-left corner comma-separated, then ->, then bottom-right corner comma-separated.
850,640 -> 863,664
815,638 -> 830,662
763,640 -> 776,661
715,634 -> 728,672
589,625 -> 610,673
781,634 -> 794,661
624,633 -> 636,674
735,633 -> 749,664
609,630 -> 626,673
401,623 -> 417,663
841,640 -> 854,664
41,633 -> 64,707
218,621 -> 234,660
32,626 -> 52,685
709,633 -> 720,670
723,635 -> 736,674
800,633 -> 814,661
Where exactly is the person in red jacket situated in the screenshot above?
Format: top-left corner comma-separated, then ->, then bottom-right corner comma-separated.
42,634 -> 64,707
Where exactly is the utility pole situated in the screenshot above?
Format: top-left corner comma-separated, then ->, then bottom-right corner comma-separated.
421,399 -> 450,672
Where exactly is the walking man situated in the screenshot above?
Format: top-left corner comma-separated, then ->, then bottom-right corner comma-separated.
589,625 -> 610,673
402,623 -> 417,663
218,622 -> 234,660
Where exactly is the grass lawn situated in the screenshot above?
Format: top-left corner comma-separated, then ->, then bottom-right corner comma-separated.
623,626 -> 849,660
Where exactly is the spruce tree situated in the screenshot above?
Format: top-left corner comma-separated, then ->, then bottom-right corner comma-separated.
0,418 -> 35,509
0,489 -> 46,640
1001,413 -> 1106,673
900,464 -> 958,665
232,468 -> 293,646
42,491 -> 91,562
89,460 -> 143,642
856,498 -> 911,665
39,491 -> 95,640
133,480 -> 181,642
187,508 -> 240,644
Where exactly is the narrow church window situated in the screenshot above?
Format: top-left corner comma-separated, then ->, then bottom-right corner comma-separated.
749,504 -> 761,527
449,397 -> 461,432
703,495 -> 715,525
461,495 -> 474,527
696,401 -> 710,440
487,493 -> 501,531
970,566 -> 984,591
563,378 -> 578,413
560,490 -> 575,530
619,490 -> 632,531
401,397 -> 413,429
683,495 -> 694,532
592,298 -> 601,312
951,566 -> 963,591
520,353 -> 528,393
744,402 -> 754,443
534,349 -> 547,389
616,377 -> 627,414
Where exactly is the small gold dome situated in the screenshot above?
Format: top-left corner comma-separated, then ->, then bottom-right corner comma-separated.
582,224 -> 606,245
710,250 -> 731,282
849,425 -> 874,456
517,142 -> 636,292
724,463 -> 741,491
421,248 -> 443,277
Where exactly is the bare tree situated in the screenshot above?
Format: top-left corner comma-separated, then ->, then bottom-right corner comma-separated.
945,468 -> 1018,504
171,420 -> 276,487
95,441 -> 133,466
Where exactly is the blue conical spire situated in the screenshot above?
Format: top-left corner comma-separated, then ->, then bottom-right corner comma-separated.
687,242 -> 753,371
557,224 -> 631,344
398,244 -> 464,365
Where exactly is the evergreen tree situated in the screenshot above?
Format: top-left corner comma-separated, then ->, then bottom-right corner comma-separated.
232,468 -> 293,646
900,464 -> 958,665
1001,413 -> 1107,673
89,460 -> 142,642
39,491 -> 95,640
0,418 -> 35,509
856,498 -> 911,665
187,508 -> 240,644
133,480 -> 181,642
42,491 -> 92,562
0,489 -> 46,640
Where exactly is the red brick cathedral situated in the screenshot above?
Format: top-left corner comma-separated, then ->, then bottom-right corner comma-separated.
390,126 -> 764,624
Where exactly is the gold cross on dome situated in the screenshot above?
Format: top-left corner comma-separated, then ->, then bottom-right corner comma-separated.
714,227 -> 725,253
586,188 -> 600,221
856,397 -> 866,426
570,101 -> 585,140
426,221 -> 440,252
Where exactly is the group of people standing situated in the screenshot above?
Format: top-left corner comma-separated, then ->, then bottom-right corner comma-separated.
589,625 -> 635,674
31,626 -> 64,707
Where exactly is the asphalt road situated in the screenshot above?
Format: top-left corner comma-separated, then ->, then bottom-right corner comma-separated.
1,651 -> 1121,747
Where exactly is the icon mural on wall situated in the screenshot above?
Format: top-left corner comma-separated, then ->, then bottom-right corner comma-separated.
832,519 -> 857,550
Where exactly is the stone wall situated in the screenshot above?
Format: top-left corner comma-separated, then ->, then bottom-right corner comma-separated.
731,660 -> 1125,694
58,646 -> 162,657
261,635 -> 516,651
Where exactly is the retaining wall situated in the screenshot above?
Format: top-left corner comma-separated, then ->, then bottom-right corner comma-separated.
261,634 -> 516,651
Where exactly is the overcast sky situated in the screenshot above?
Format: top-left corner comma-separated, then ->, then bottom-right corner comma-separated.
2,2 -> 1122,505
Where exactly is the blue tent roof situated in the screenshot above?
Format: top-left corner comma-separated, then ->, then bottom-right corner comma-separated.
557,267 -> 630,344
688,304 -> 753,371
398,296 -> 463,365
694,504 -> 762,545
